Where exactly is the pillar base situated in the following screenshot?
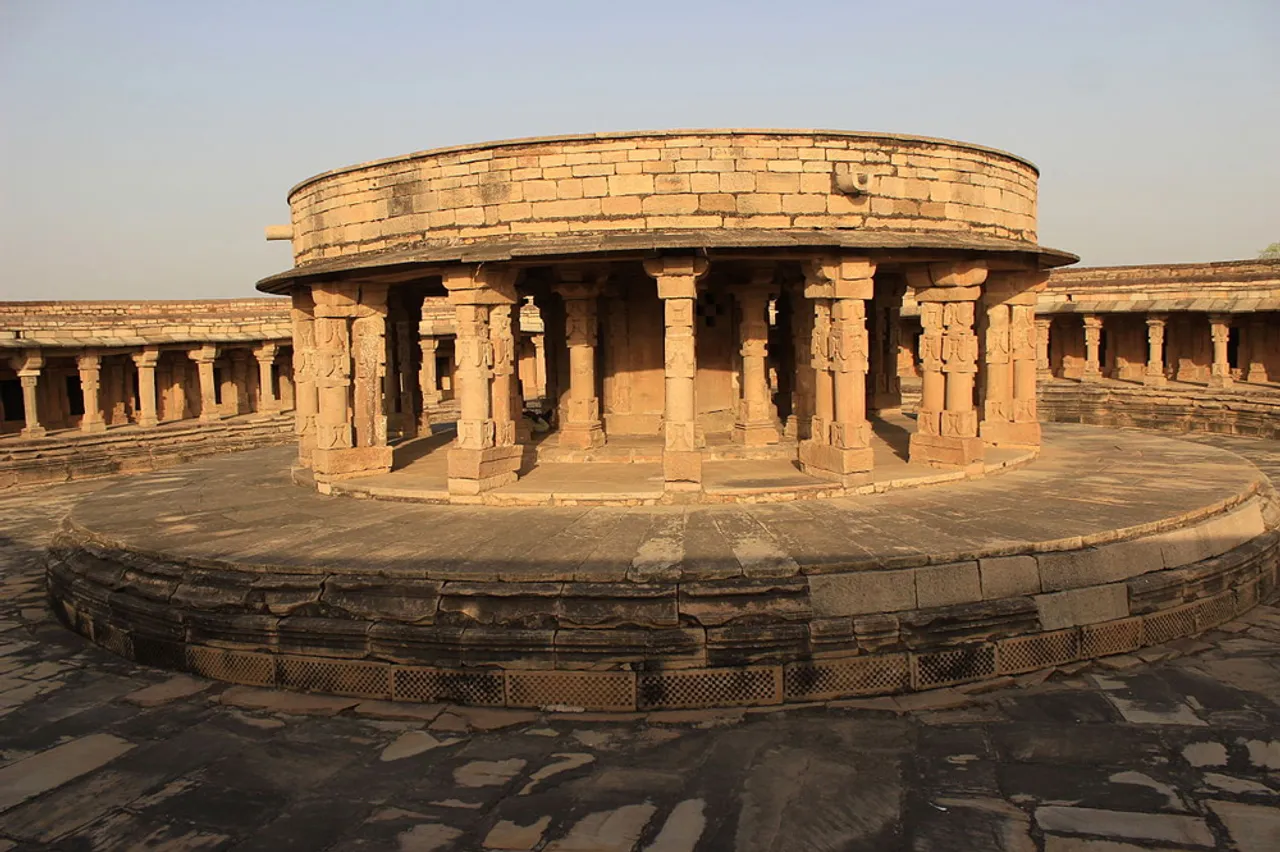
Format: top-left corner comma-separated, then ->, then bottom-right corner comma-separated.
447,445 -> 522,496
80,420 -> 107,434
1142,373 -> 1167,387
1081,369 -> 1102,383
980,420 -> 1041,448
558,423 -> 605,449
199,413 -> 224,424
663,450 -> 702,490
909,433 -> 984,467
732,421 -> 780,446
1208,375 -> 1234,389
138,417 -> 159,429
312,446 -> 394,483
20,426 -> 47,440
798,441 -> 873,486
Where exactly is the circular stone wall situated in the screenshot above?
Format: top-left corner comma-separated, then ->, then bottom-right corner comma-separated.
47,426 -> 1280,711
285,130 -> 1040,267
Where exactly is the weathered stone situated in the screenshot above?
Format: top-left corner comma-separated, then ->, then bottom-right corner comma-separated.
808,570 -> 916,617
1035,585 -> 1129,630
980,555 -> 1041,599
1034,807 -> 1214,846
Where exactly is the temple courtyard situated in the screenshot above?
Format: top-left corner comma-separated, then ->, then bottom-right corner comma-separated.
1,429 -> 1278,851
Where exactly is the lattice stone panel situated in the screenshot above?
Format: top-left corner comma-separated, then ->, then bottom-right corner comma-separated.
277,656 -> 391,699
783,654 -> 910,701
91,621 -> 133,661
505,671 -> 637,711
912,645 -> 996,689
996,629 -> 1081,675
392,667 -> 505,706
637,667 -> 783,710
1080,617 -> 1144,658
1143,604 -> 1198,645
186,646 -> 275,687
1193,592 -> 1238,632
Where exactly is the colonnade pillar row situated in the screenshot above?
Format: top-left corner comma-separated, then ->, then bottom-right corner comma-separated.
308,281 -> 392,488
908,261 -> 987,467
131,348 -> 161,428
76,350 -> 107,433
253,342 -> 280,415
733,269 -> 780,446
1144,314 -> 1168,387
443,265 -> 522,497
980,271 -> 1046,448
552,276 -> 606,449
796,256 -> 875,486
1209,313 -> 1234,389
290,289 -> 319,466
187,345 -> 221,423
1082,314 -> 1103,381
644,256 -> 709,492
11,351 -> 45,439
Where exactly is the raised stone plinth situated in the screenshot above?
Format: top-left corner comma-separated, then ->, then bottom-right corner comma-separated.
47,424 -> 1280,711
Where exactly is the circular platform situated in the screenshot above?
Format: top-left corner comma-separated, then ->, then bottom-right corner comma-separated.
48,424 -> 1280,711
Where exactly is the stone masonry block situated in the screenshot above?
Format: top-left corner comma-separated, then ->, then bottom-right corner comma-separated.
1037,537 -> 1164,593
808,569 -> 916,618
1035,584 -> 1130,631
915,561 -> 981,609
979,555 -> 1040,599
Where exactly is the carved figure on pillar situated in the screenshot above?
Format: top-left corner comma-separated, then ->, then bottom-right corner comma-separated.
981,271 -> 1046,446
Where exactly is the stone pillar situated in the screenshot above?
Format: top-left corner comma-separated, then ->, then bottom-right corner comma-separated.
229,351 -> 251,414
443,266 -> 522,496
1082,315 -> 1103,381
418,332 -> 441,432
981,272 -> 1045,447
254,343 -> 279,414
733,270 -> 780,445
1209,314 -> 1233,389
797,257 -> 875,484
12,352 -> 45,438
76,351 -> 106,433
553,277 -> 605,449
532,334 -> 547,400
490,300 -> 521,450
395,319 -> 417,439
645,256 -> 709,492
308,282 -> 394,486
789,281 -> 815,440
291,289 -> 318,465
1144,315 -> 1168,387
132,348 -> 160,428
1246,318 -> 1269,383
188,346 -> 221,422
1035,317 -> 1053,378
908,262 -> 986,466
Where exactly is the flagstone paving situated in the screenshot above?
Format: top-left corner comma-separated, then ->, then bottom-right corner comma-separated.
1,431 -> 1278,850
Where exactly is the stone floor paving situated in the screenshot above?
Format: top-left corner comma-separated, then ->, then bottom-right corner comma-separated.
0,431 -> 1278,850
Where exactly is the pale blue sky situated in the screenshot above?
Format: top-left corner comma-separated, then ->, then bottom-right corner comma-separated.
1,0 -> 1276,300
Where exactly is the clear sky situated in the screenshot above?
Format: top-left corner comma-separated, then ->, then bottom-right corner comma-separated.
1,0 -> 1276,300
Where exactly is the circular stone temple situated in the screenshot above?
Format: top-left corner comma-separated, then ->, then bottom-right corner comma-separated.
47,130 -> 1280,711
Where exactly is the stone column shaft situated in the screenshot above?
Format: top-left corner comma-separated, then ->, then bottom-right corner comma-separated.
1035,317 -> 1053,378
132,349 -> 160,428
188,346 -> 221,422
1144,315 -> 1168,387
1209,313 -> 1233,389
254,343 -> 279,414
13,352 -> 45,438
77,351 -> 106,433
418,334 -> 441,431
645,256 -> 708,492
1082,315 -> 1103,381
980,272 -> 1045,447
554,281 -> 605,449
291,290 -> 318,465
733,279 -> 780,445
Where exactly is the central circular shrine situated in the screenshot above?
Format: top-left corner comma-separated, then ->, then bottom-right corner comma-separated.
46,130 -> 1280,711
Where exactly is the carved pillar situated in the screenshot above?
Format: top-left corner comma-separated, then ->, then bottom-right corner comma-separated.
1144,314 -> 1168,387
443,265 -> 522,497
645,256 -> 709,492
908,262 -> 987,466
981,271 -> 1045,447
733,270 -> 780,445
1246,318 -> 1269,383
254,343 -> 279,414
532,334 -> 547,400
132,348 -> 160,428
76,351 -> 106,433
869,280 -> 905,411
797,257 -> 875,484
395,319 -> 417,438
188,346 -> 220,422
1082,315 -> 1103,381
553,276 -> 605,449
291,289 -> 318,465
418,332 -> 441,431
1035,317 -> 1053,378
13,352 -> 45,438
1209,314 -> 1233,389
489,301 -> 521,449
789,280 -> 815,440
309,282 -> 394,487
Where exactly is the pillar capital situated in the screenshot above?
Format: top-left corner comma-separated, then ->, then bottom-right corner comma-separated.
76,351 -> 102,372
131,347 -> 160,368
187,345 -> 218,364
643,255 -> 709,300
802,254 -> 875,300
1082,314 -> 1104,331
1146,313 -> 1168,329
907,261 -> 988,290
254,342 -> 280,362
11,350 -> 43,377
443,264 -> 518,304
984,270 -> 1048,303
